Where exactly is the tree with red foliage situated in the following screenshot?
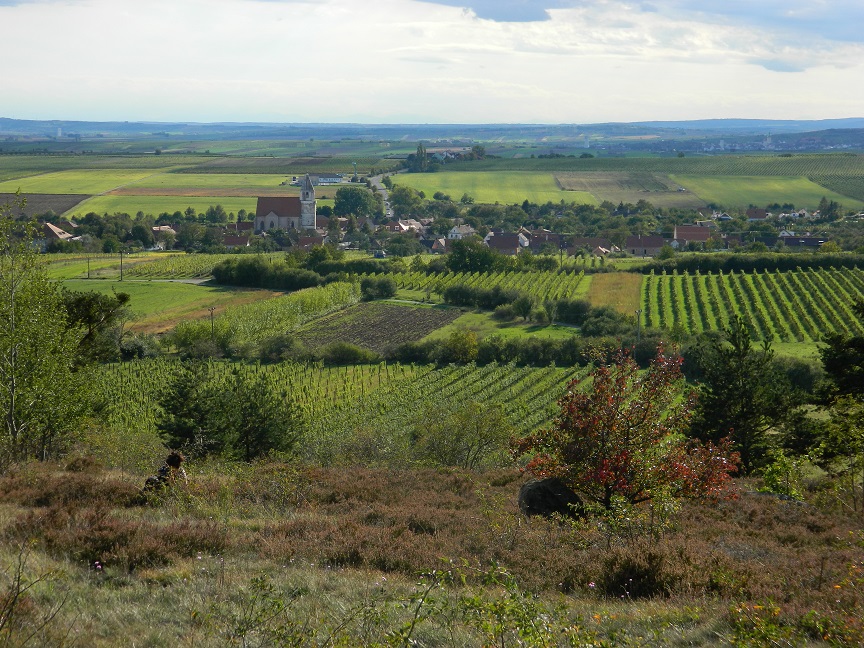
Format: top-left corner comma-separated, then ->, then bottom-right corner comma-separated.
512,349 -> 738,511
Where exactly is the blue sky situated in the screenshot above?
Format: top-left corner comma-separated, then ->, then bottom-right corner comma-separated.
2,0 -> 862,123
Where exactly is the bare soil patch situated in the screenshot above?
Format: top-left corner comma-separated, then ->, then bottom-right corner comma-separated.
0,193 -> 90,216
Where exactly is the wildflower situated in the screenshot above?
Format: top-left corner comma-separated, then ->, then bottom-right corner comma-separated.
588,581 -> 596,588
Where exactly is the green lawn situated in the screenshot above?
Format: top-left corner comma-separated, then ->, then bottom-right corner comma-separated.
392,171 -> 596,205
671,175 -> 864,210
0,170 -> 165,195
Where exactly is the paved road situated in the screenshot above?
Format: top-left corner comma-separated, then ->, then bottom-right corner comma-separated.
369,174 -> 394,219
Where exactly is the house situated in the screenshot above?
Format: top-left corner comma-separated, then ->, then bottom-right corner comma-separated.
152,225 -> 177,236
382,221 -> 409,233
420,237 -> 447,254
222,234 -> 250,250
295,235 -> 325,250
485,232 -> 529,255
625,235 -> 666,257
528,230 -> 562,253
42,223 -> 73,241
746,208 -> 770,222
254,174 -> 316,232
448,224 -> 476,240
227,221 -> 254,233
673,225 -> 713,245
401,219 -> 425,233
568,237 -> 616,256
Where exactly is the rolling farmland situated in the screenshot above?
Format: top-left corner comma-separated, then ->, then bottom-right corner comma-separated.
640,266 -> 864,341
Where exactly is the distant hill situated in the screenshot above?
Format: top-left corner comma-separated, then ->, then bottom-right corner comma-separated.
632,118 -> 864,133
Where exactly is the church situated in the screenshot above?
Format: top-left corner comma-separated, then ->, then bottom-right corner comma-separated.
254,174 -> 316,233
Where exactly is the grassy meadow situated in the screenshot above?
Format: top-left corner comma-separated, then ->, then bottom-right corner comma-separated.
62,278 -> 284,333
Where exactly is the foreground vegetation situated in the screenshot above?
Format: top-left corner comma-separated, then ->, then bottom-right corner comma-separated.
0,460 -> 861,647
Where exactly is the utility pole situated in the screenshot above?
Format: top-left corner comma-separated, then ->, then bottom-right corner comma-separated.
119,249 -> 123,281
635,309 -> 642,344
208,307 -> 216,339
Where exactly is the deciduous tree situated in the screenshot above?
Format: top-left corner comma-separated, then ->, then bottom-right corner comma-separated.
512,349 -> 738,510
1,198 -> 86,462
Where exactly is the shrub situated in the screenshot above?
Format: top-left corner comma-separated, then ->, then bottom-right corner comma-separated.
360,276 -> 397,301
319,342 -> 381,365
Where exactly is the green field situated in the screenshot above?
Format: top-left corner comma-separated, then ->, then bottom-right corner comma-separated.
0,170 -> 167,195
61,278 -> 283,333
555,171 -> 703,208
121,173 -> 296,191
392,171 -> 596,205
66,195 -> 259,217
45,252 -> 169,279
672,175 -> 864,210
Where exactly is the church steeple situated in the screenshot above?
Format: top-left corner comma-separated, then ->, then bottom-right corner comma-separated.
299,173 -> 316,229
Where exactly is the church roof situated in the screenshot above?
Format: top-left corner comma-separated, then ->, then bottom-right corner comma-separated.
256,196 -> 302,219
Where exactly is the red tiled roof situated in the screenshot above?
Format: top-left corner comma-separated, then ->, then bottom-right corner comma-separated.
256,196 -> 301,219
674,225 -> 712,242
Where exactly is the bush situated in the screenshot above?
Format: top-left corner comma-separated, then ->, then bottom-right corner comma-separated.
492,304 -> 516,321
319,342 -> 381,365
360,276 -> 397,301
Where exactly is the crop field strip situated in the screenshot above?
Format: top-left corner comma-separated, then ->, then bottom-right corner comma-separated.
394,269 -> 588,301
124,253 -> 248,279
640,267 -> 864,341
172,281 -> 361,347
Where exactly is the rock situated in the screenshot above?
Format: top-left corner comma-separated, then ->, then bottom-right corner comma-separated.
518,478 -> 584,519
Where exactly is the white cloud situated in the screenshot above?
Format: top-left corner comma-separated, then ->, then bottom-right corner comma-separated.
0,0 -> 862,122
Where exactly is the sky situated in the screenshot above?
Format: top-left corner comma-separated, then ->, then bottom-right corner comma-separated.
2,0 -> 863,124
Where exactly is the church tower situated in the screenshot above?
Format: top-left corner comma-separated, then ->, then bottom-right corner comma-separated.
299,174 -> 316,230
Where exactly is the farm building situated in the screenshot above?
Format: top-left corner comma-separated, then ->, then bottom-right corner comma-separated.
255,174 -> 316,232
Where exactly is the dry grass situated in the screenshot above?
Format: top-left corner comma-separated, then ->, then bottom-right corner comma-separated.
0,460 -> 860,646
586,272 -> 644,315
